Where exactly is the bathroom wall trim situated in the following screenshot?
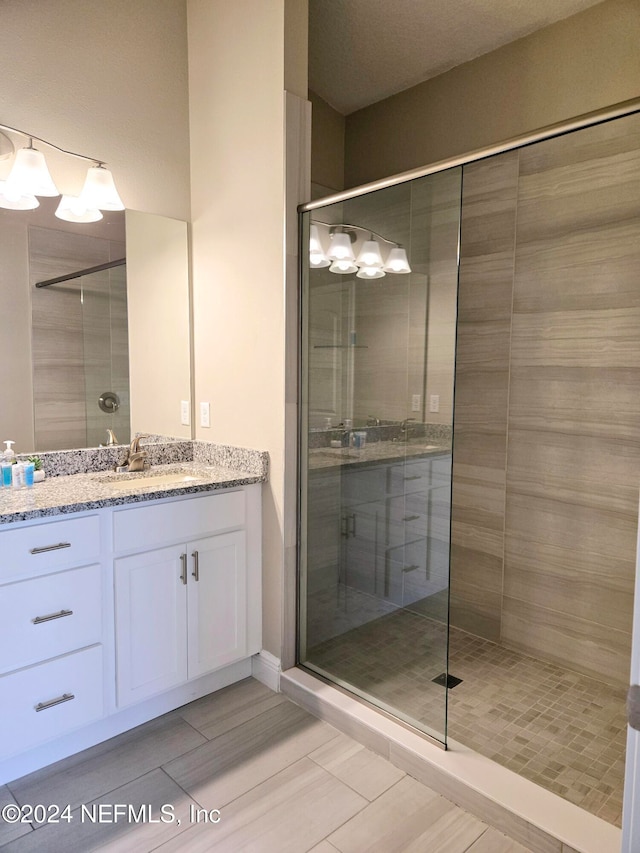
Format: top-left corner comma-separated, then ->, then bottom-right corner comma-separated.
251,650 -> 282,692
299,96 -> 640,211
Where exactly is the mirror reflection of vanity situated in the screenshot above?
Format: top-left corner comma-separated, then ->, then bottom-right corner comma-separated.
0,197 -> 191,453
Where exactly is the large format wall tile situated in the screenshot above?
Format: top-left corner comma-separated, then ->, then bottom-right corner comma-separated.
450,150 -> 518,640
502,112 -> 640,684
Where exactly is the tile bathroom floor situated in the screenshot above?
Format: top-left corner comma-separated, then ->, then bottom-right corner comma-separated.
0,677 -> 532,853
307,596 -> 627,828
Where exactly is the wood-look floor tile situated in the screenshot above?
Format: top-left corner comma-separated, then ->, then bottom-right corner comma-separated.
467,826 -> 533,852
155,757 -> 366,853
175,676 -> 287,740
7,714 -> 206,814
328,776 -> 486,853
309,842 -> 340,853
0,785 -> 32,846
0,768 -> 193,853
163,700 -> 340,810
308,731 -> 405,801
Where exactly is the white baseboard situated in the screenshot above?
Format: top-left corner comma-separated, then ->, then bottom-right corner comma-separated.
251,650 -> 281,692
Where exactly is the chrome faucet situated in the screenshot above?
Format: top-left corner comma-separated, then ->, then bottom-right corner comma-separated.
114,434 -> 150,473
400,418 -> 416,440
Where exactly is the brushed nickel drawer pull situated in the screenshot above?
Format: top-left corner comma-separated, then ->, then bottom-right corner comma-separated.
32,609 -> 73,625
402,564 -> 420,573
403,514 -> 420,521
35,693 -> 75,712
30,542 -> 72,555
180,553 -> 188,585
404,475 -> 421,481
192,550 -> 200,581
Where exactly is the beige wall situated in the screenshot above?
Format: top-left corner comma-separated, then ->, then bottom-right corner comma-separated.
344,0 -> 640,188
187,0 -> 309,659
126,211 -> 191,440
0,0 -> 190,220
309,91 -> 345,195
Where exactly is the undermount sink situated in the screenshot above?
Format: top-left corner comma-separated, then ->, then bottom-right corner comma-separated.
99,469 -> 205,489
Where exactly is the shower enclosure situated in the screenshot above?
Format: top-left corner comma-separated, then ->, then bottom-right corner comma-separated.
299,168 -> 463,744
299,107 -> 640,826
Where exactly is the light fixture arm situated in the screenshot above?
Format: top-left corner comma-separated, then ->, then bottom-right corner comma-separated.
0,122 -> 104,166
324,221 -> 404,249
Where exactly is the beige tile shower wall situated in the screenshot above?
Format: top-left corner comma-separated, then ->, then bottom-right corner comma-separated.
450,152 -> 518,642
502,114 -> 640,686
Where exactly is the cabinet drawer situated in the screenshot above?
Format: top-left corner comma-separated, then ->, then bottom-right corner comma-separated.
0,515 -> 101,583
0,645 -> 104,759
113,490 -> 246,552
0,564 -> 102,674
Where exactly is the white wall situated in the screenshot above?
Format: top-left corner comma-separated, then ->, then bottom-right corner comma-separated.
187,0 -> 308,658
126,211 -> 192,439
0,0 -> 190,220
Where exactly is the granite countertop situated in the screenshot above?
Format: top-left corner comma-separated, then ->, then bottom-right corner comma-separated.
0,462 -> 266,525
308,439 -> 452,471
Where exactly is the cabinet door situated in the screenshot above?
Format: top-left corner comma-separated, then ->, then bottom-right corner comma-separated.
187,530 -> 247,679
114,544 -> 188,707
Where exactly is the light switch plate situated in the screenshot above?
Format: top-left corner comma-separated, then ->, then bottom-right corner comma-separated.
411,394 -> 421,412
180,400 -> 190,426
429,394 -> 440,413
200,401 -> 210,428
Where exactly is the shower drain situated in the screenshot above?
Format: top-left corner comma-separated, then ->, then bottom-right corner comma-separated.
432,673 -> 463,689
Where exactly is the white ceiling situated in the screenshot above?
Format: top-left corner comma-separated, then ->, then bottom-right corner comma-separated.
309,0 -> 606,115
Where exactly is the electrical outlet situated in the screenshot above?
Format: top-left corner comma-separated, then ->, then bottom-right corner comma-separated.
200,401 -> 210,428
411,394 -> 421,412
180,400 -> 190,426
429,394 -> 440,413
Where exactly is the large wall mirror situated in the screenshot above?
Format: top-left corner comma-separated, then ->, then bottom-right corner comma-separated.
0,197 -> 192,453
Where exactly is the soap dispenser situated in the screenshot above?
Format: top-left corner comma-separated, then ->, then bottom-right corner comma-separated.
1,440 -> 15,488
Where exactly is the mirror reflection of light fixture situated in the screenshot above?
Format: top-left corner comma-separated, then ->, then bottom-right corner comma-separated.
383,246 -> 411,274
310,220 -> 412,279
0,122 -> 124,219
309,223 -> 330,268
356,238 -> 384,269
327,230 -> 356,262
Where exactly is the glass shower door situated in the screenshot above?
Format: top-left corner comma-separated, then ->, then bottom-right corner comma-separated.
299,167 -> 462,745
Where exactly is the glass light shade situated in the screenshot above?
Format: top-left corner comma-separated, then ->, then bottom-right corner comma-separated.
0,180 -> 39,210
80,165 -> 124,211
327,232 -> 355,262
4,146 -> 59,197
356,265 -> 386,280
55,194 -> 103,223
329,259 -> 358,274
383,246 -> 412,274
356,239 -> 383,268
309,224 -> 330,267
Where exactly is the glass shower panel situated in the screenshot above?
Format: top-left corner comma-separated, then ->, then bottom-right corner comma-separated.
299,167 -> 462,744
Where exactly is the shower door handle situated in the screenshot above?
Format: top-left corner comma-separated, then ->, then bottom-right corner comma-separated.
348,513 -> 356,538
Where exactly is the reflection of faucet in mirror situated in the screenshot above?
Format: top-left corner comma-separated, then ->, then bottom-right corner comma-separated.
103,429 -> 119,447
400,418 -> 416,440
115,434 -> 150,473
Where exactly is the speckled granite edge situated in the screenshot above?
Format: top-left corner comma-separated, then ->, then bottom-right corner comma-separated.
192,441 -> 269,478
0,468 -> 265,525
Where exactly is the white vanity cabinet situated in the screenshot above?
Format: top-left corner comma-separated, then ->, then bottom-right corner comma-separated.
0,480 -> 262,785
112,487 -> 258,708
0,514 -> 105,761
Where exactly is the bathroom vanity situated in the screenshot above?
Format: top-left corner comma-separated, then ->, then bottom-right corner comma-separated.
0,446 -> 265,785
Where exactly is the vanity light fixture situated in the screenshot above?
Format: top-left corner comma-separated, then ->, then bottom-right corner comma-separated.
0,122 -> 124,220
311,220 -> 412,279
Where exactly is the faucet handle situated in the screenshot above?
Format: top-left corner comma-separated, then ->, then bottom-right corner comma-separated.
130,434 -> 150,453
